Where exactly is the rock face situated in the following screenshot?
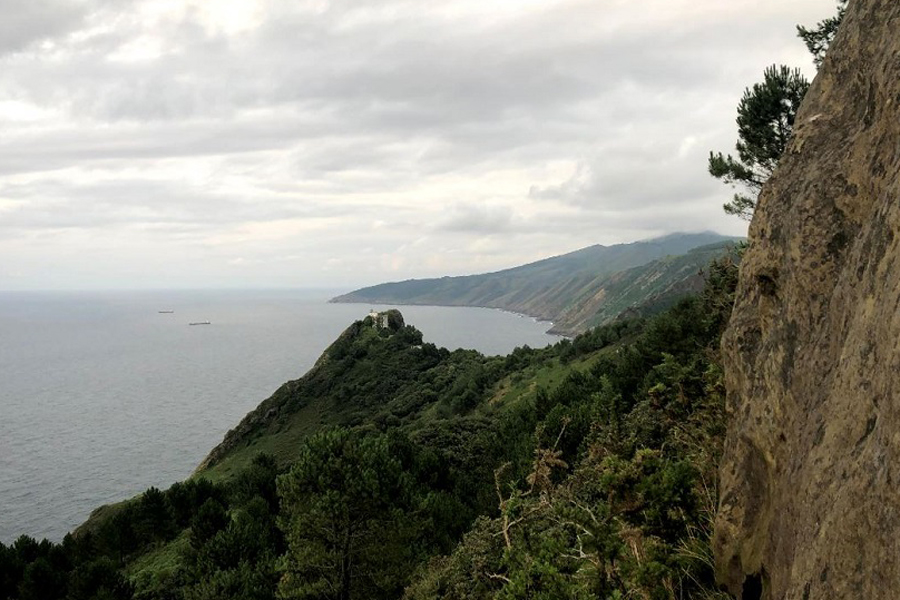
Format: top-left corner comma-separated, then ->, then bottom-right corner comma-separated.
714,1 -> 900,598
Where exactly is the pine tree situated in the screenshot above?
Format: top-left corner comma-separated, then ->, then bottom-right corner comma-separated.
711,1 -> 845,220
276,429 -> 417,600
708,65 -> 809,220
797,0 -> 847,67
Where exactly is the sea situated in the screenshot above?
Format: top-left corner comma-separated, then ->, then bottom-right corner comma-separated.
0,289 -> 560,543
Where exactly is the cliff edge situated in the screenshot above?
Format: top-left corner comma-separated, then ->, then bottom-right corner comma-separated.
194,309 -> 407,475
715,0 -> 900,597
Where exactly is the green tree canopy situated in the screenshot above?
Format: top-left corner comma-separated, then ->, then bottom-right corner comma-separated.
276,429 -> 418,600
797,0 -> 847,67
711,1 -> 845,221
708,65 -> 809,220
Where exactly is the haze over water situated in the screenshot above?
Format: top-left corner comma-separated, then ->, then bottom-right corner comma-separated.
0,289 -> 559,543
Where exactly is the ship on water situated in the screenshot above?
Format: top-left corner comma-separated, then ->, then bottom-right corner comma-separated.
189,321 -> 211,326
158,310 -> 174,314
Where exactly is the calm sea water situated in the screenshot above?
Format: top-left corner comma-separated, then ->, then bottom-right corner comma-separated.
0,289 -> 559,543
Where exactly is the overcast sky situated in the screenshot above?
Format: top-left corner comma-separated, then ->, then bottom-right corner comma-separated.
0,0 -> 836,290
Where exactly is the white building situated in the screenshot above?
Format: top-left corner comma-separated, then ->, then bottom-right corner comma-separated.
368,310 -> 390,328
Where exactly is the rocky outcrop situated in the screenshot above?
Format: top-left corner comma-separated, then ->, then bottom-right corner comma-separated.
715,1 -> 900,598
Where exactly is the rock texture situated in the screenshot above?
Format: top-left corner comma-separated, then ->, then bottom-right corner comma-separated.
715,1 -> 900,598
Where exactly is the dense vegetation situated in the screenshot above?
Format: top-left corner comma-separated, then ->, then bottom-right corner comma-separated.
551,242 -> 740,334
0,250 -> 740,600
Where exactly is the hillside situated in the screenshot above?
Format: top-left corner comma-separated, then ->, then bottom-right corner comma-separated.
550,241 -> 741,335
1,254 -> 740,600
331,232 -> 740,334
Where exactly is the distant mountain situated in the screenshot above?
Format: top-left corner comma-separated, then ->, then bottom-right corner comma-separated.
548,241 -> 741,334
331,232 -> 742,334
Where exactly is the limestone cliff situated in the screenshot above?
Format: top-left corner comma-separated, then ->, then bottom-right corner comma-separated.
715,0 -> 900,597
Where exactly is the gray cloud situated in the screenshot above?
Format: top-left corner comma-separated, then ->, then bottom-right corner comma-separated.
0,0 -> 90,55
435,203 -> 516,234
0,0 -> 836,289
0,176 -> 361,239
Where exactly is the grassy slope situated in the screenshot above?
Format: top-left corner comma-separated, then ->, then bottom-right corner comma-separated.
126,532 -> 190,593
550,242 -> 739,334
197,326 -> 605,482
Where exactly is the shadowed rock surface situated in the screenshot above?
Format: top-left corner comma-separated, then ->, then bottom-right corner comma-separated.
715,0 -> 900,597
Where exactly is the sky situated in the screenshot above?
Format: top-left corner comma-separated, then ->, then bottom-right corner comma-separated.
0,0 -> 837,290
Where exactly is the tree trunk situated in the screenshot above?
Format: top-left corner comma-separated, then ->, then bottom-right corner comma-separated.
339,526 -> 352,600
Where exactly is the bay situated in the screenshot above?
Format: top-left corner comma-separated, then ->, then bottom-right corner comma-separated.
0,289 -> 559,543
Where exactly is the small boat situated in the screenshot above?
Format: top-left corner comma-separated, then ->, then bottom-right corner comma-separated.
158,310 -> 174,314
189,321 -> 211,326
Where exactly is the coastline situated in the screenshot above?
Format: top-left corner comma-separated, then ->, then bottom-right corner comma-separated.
329,297 -> 571,338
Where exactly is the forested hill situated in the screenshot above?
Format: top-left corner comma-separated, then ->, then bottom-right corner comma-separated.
550,241 -> 742,334
2,252 -> 739,600
330,232 -> 740,334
